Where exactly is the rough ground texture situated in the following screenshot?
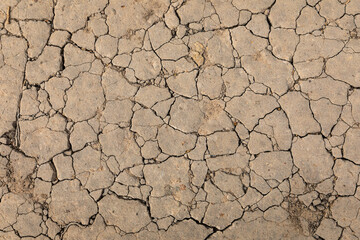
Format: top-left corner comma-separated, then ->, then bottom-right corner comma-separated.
0,0 -> 360,239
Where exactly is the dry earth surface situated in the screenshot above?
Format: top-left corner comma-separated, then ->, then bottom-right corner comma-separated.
0,0 -> 360,239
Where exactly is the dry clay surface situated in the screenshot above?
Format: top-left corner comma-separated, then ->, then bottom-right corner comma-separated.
0,0 -> 360,239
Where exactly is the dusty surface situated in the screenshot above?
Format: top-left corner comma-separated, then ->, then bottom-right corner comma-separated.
0,0 -> 359,239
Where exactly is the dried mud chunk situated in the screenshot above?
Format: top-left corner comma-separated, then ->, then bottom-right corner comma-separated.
343,128 -> 360,165
8,151 -> 36,193
156,40 -> 188,60
53,154 -> 74,181
0,66 -> 23,136
144,157 -> 194,205
319,0 -> 345,21
255,110 -> 292,150
95,35 -> 118,59
326,52 -> 360,87
247,131 -> 273,154
105,0 -> 168,37
230,26 -> 268,56
299,77 -> 350,105
131,108 -> 163,140
63,215 -> 106,240
1,35 -> 28,71
99,126 -> 142,170
246,14 -> 270,37
203,201 -> 244,230
13,212 -> 43,237
206,30 -> 234,68
64,44 -> 94,67
166,71 -> 198,97
160,219 -> 212,239
20,21 -> 51,58
331,196 -> 360,227
0,193 -> 26,229
226,91 -> 279,130
49,30 -> 70,47
250,151 -> 293,182
169,97 -> 232,135
349,89 -> 360,123
45,77 -> 71,110
177,0 -> 206,24
99,195 -> 151,233
222,68 -> 249,97
135,85 -> 171,108
213,171 -> 244,198
70,121 -> 97,151
242,50 -> 294,95
19,117 -> 68,164
54,0 -> 107,32
63,72 -> 105,121
102,68 -> 138,100
148,21 -> 172,50
291,135 -> 333,183
269,0 -> 306,28
197,66 -> 224,99
71,29 -> 96,51
279,91 -> 320,136
209,217 -> 310,239
207,131 -> 239,155
26,46 -> 61,84
296,6 -> 325,34
49,180 -> 97,225
102,99 -> 134,124
206,149 -> 250,175
269,28 -> 299,61
294,35 -> 344,63
310,99 -> 342,136
12,0 -> 53,20
129,50 -> 161,81
149,195 -> 189,220
157,125 -> 197,156
232,0 -> 275,13
315,218 -> 342,240
73,146 -> 114,191
334,159 -> 360,196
